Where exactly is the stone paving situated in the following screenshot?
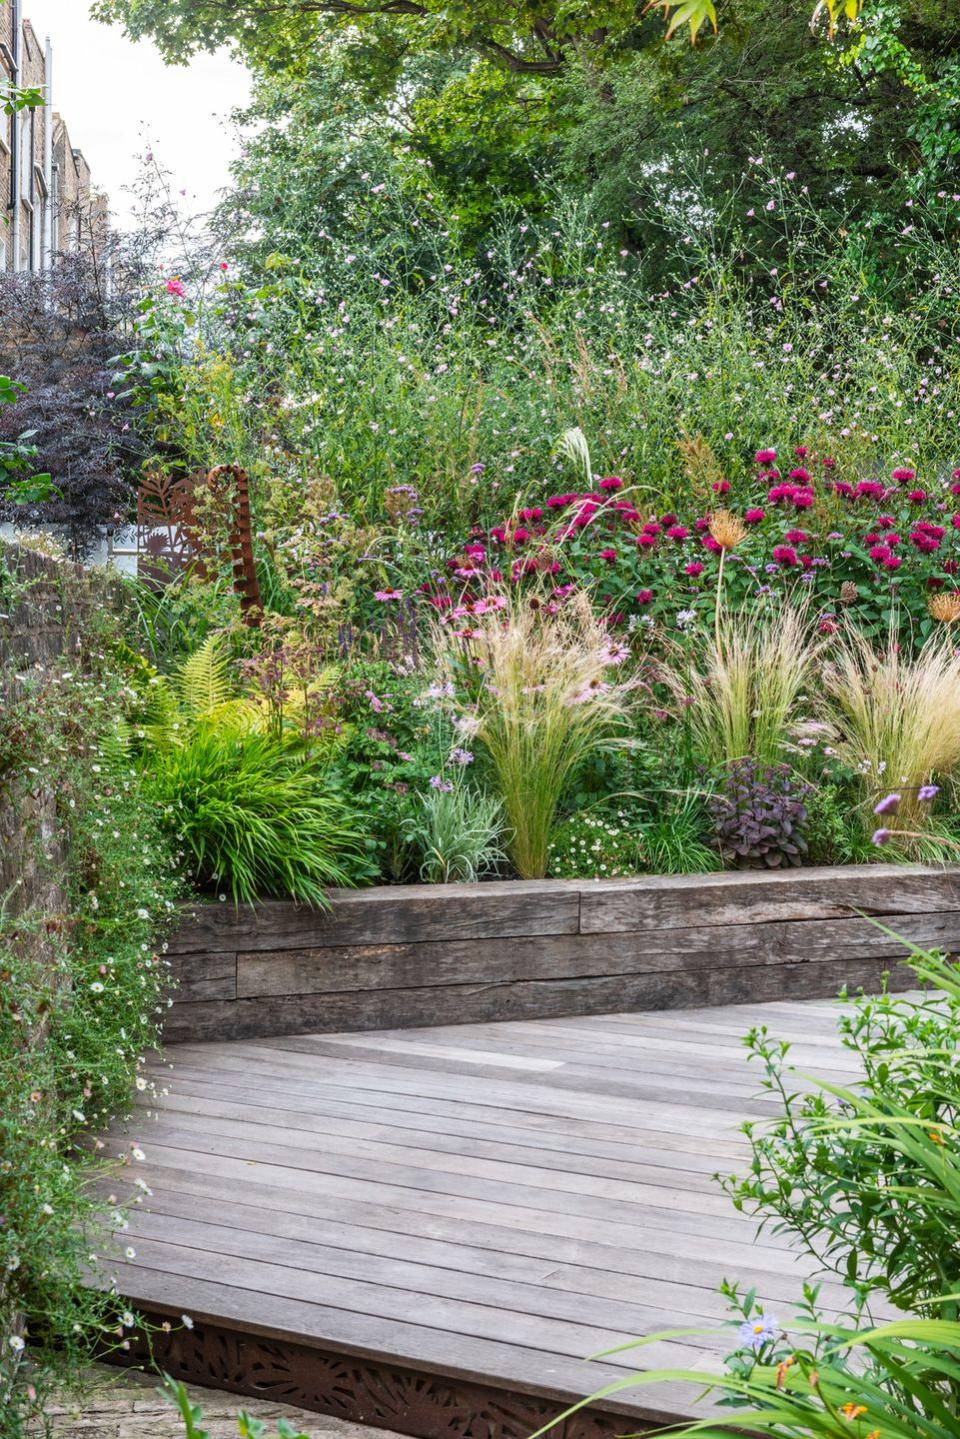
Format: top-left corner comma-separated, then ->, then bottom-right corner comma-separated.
42,1368 -> 401,1439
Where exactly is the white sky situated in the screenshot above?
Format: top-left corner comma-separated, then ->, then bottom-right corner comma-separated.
23,0 -> 250,227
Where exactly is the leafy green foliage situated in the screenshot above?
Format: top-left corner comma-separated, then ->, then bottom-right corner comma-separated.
723,949 -> 960,1328
403,778 -> 506,883
145,728 -> 371,904
0,654 -> 180,1431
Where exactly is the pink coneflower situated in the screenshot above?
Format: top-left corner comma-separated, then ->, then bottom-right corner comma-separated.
772,545 -> 798,566
755,448 -> 777,465
599,476 -> 623,491
684,561 -> 705,577
374,588 -> 404,601
744,507 -> 766,524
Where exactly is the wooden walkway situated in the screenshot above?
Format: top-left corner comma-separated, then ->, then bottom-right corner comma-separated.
100,996 -> 866,1435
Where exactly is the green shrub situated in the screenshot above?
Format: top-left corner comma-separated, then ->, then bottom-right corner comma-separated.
146,728 -> 370,904
724,948 -> 960,1332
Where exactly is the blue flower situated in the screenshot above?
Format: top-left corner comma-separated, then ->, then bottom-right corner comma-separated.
739,1314 -> 779,1351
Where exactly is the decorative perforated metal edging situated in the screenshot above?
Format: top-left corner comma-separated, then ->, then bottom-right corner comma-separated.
113,1312 -> 636,1439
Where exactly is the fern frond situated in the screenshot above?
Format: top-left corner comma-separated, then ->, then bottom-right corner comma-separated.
175,635 -> 235,721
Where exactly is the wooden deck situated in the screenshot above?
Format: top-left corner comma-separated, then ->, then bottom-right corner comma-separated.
100,996 -> 868,1436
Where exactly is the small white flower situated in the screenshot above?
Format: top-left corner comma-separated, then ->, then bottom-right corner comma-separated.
125,1246 -> 137,1259
181,1313 -> 194,1329
131,1147 -> 145,1161
8,1336 -> 25,1353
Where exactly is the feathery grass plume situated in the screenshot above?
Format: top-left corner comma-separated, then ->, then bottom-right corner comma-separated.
822,629 -> 960,845
665,603 -> 819,770
433,589 -> 636,879
553,425 -> 593,486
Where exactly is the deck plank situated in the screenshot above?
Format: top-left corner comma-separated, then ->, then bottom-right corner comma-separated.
100,992 -> 881,1427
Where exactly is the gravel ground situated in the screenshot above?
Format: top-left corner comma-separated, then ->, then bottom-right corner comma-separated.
40,1367 -> 404,1439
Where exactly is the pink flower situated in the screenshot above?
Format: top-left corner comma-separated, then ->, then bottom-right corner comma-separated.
910,530 -> 941,552
598,476 -> 623,491
374,588 -> 404,601
892,467 -> 916,482
818,618 -> 838,634
666,524 -> 689,540
684,561 -> 705,576
219,261 -> 229,271
868,544 -> 892,562
755,448 -> 777,465
702,535 -> 722,552
165,277 -> 186,297
882,553 -> 902,570
511,527 -> 530,543
908,489 -> 927,503
643,521 -> 663,535
772,544 -> 798,566
791,488 -> 814,510
833,481 -> 855,498
599,547 -> 617,562
636,533 -> 657,548
794,446 -> 808,458
712,479 -> 731,494
788,468 -> 811,483
745,507 -> 766,524
636,589 -> 654,605
855,480 -> 885,500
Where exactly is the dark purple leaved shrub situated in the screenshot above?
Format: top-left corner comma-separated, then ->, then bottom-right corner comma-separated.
709,759 -> 812,869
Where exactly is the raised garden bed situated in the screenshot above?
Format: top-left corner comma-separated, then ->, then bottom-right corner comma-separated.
163,864 -> 960,1041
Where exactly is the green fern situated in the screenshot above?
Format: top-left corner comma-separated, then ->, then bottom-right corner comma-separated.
174,634 -> 235,721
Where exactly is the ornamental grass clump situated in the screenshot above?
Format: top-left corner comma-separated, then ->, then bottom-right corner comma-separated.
822,630 -> 960,845
666,604 -> 819,770
434,590 -> 636,879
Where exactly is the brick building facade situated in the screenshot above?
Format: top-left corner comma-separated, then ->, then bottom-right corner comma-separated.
1,0 -> 106,271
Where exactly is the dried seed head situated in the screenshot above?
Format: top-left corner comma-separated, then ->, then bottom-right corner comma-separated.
839,581 -> 858,606
928,591 -> 960,623
708,509 -> 746,551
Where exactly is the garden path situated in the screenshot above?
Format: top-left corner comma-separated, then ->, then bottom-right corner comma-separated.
98,995 -> 873,1434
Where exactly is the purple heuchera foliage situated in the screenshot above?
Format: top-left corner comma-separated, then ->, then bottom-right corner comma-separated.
709,760 -> 812,869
